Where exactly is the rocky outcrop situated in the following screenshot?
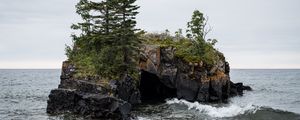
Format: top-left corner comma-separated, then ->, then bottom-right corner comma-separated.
139,45 -> 251,103
47,45 -> 251,119
47,89 -> 132,119
116,76 -> 141,105
47,61 -> 139,119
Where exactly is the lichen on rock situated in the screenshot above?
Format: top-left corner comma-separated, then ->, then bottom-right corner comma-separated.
47,42 -> 251,119
47,61 -> 140,120
139,43 -> 251,103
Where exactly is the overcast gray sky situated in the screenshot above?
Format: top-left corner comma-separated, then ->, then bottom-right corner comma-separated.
0,0 -> 299,69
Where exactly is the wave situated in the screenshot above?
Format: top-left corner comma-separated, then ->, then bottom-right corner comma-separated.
165,98 -> 300,119
136,99 -> 300,120
137,117 -> 152,120
166,98 -> 259,118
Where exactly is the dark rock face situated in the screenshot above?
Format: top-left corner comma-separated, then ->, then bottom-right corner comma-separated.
47,45 -> 251,119
47,89 -> 131,119
116,75 -> 141,105
47,61 -> 138,120
139,45 -> 251,103
140,70 -> 177,103
230,82 -> 252,96
176,74 -> 199,101
47,89 -> 76,114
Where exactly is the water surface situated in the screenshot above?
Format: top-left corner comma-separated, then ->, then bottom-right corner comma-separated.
0,69 -> 299,120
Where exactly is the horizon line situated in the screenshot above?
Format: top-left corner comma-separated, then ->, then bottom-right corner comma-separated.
0,68 -> 300,70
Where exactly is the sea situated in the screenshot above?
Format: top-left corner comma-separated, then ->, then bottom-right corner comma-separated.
0,69 -> 299,120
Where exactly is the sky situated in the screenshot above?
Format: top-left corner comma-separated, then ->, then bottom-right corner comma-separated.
0,0 -> 299,69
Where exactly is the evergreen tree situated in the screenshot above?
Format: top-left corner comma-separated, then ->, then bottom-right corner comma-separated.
114,0 -> 140,75
66,0 -> 140,80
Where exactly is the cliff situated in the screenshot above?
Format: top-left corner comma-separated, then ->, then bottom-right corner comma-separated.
47,45 -> 251,119
139,45 -> 250,103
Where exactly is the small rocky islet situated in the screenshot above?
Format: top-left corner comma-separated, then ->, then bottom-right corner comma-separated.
47,43 -> 251,119
46,0 -> 251,119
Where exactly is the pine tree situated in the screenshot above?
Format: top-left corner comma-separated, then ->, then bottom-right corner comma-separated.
114,0 -> 140,76
66,0 -> 141,80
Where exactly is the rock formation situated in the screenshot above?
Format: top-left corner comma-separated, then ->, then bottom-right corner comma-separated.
139,45 -> 251,102
47,45 -> 251,119
47,61 -> 139,120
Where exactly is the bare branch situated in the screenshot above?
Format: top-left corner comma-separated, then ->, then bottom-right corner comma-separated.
203,15 -> 212,40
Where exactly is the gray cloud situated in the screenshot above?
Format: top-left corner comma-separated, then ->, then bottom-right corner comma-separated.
0,0 -> 299,68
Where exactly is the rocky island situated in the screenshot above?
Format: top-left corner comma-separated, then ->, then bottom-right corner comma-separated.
47,0 -> 251,119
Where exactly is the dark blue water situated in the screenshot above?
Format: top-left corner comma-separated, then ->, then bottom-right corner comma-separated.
0,69 -> 299,120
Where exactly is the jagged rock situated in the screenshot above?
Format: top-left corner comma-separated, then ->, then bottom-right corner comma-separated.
116,75 -> 141,105
60,61 -> 75,79
139,45 -> 251,102
47,61 -> 136,120
59,79 -> 107,94
230,82 -> 252,96
47,88 -> 132,119
176,74 -> 199,101
47,43 -> 252,119
119,102 -> 132,119
243,85 -> 252,91
197,82 -> 210,102
47,89 -> 76,114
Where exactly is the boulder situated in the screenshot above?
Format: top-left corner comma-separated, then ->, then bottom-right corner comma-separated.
47,89 -> 76,114
230,82 -> 252,96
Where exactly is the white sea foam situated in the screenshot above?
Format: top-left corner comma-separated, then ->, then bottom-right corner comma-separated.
137,117 -> 152,120
166,98 -> 259,118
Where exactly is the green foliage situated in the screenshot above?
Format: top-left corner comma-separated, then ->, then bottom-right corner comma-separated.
66,0 -> 140,80
186,10 -> 206,40
143,10 -> 223,65
144,33 -> 222,64
65,2 -> 225,80
185,10 -> 221,65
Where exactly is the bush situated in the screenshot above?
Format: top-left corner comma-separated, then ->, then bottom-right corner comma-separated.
143,32 -> 223,65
